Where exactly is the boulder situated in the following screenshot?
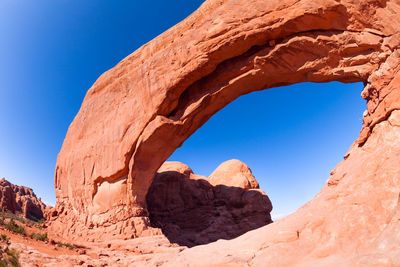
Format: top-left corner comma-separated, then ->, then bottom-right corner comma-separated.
146,160 -> 272,247
209,159 -> 259,190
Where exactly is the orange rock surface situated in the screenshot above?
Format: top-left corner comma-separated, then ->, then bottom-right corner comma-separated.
47,0 -> 400,265
209,159 -> 260,190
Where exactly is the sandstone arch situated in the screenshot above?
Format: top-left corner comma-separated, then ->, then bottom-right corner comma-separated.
47,1 -> 400,261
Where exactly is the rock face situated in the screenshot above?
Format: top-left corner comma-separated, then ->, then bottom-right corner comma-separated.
0,178 -> 47,221
47,0 -> 400,265
209,159 -> 260,190
146,160 -> 272,247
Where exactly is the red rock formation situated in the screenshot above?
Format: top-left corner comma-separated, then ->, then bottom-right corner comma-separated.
47,0 -> 400,265
0,178 -> 47,221
209,159 -> 260,190
146,161 -> 272,247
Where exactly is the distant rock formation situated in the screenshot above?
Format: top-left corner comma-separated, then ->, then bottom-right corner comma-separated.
0,178 -> 47,221
146,160 -> 272,247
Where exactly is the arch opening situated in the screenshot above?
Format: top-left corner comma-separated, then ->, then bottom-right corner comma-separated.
129,28 -> 379,211
145,81 -> 366,247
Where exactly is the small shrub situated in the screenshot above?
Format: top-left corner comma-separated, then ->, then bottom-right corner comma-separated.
0,233 -> 19,267
0,212 -> 25,225
5,219 -> 26,236
29,232 -> 48,242
0,247 -> 19,267
0,235 -> 9,245
56,241 -> 76,249
3,248 -> 19,266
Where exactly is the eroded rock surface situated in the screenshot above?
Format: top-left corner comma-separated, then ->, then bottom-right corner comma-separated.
146,160 -> 272,247
47,0 -> 400,265
49,0 -> 400,242
0,178 -> 47,221
209,159 -> 260,190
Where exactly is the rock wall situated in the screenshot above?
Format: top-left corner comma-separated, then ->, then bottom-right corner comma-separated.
47,2 -> 400,263
0,178 -> 47,221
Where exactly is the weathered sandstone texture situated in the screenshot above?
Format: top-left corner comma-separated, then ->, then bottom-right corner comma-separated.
48,0 -> 400,265
146,160 -> 272,247
0,178 -> 47,221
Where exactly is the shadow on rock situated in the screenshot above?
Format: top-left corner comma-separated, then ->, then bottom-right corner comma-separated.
146,161 -> 273,247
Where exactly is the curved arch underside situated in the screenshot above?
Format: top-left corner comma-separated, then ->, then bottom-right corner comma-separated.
48,0 -> 400,265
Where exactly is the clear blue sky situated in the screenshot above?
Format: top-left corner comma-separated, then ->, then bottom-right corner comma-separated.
0,1 -> 366,219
